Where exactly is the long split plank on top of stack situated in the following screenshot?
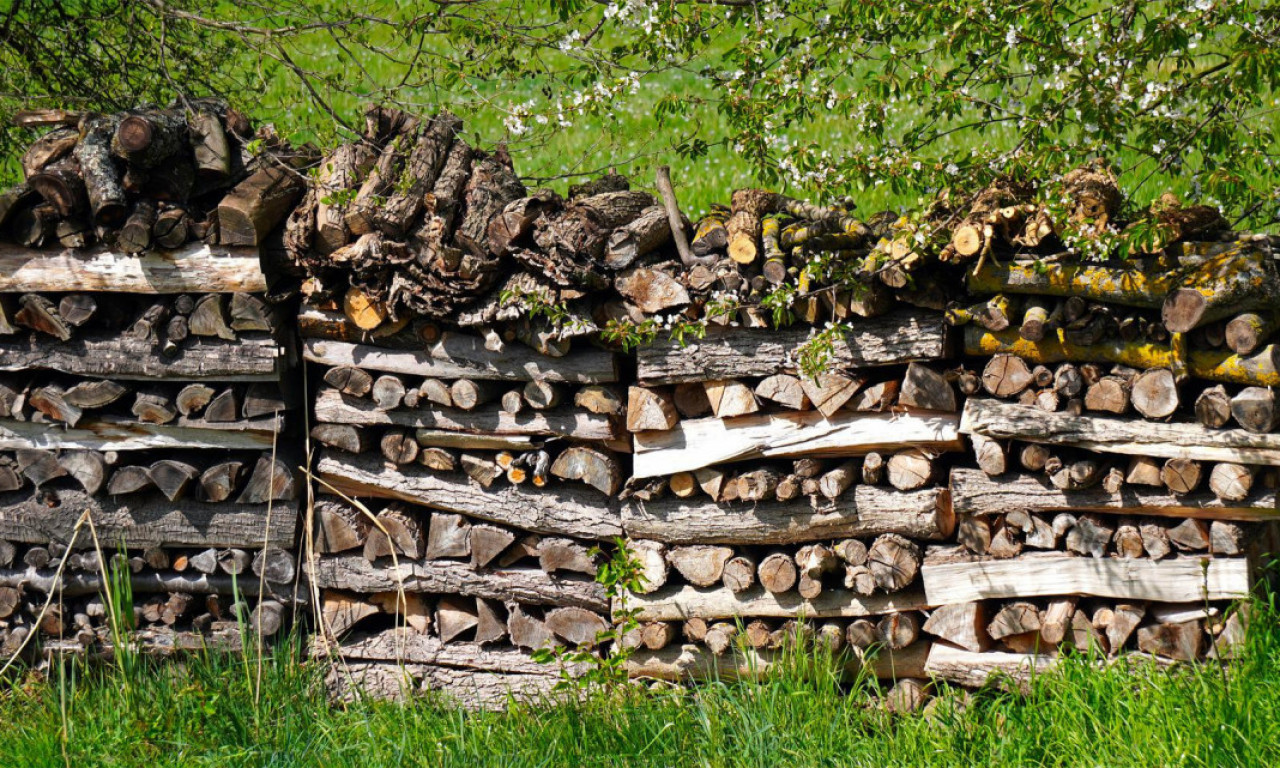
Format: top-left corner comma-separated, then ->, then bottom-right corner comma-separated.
631,409 -> 963,477
635,309 -> 951,385
950,467 -> 1280,522
961,397 -> 1280,466
0,242 -> 268,294
626,641 -> 930,682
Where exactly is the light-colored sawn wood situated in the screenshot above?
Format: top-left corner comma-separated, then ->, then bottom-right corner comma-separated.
0,241 -> 266,293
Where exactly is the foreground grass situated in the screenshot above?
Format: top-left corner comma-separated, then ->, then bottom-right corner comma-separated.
2,600 -> 1277,767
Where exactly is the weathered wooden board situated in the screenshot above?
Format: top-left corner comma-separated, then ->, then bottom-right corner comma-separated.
632,409 -> 962,477
921,548 -> 1250,604
326,660 -> 566,711
309,555 -> 607,611
950,468 -> 1280,521
626,642 -> 930,682
624,487 -> 953,544
0,242 -> 267,293
0,489 -> 297,548
962,397 -> 1280,466
316,450 -> 623,540
303,336 -> 619,383
923,644 -> 1058,690
624,584 -> 930,622
636,309 -> 951,384
313,387 -> 619,440
316,628 -> 589,677
0,415 -> 283,451
0,569 -> 279,597
0,334 -> 287,381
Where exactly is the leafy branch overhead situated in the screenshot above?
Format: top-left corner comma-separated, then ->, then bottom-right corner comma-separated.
2,2 -> 1278,222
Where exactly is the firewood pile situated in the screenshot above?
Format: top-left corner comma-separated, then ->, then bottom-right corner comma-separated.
2,100 -> 1277,712
287,108 -> 1277,711
0,104 -> 305,660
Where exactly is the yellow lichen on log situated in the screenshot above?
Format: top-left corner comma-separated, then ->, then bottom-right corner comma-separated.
965,326 -> 1280,387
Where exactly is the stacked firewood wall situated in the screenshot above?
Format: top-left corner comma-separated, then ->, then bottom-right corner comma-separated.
292,107 -> 631,709
0,105 -> 304,659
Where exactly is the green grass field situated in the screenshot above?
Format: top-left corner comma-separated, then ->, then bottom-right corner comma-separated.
1,597 -> 1278,767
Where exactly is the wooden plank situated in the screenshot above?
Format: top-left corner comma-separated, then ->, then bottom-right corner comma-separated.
624,584 -> 929,622
303,336 -> 619,383
0,415 -> 283,451
624,487 -> 953,545
0,241 -> 267,293
316,628 -> 588,677
626,641 -> 930,682
0,334 -> 286,381
316,450 -> 623,540
632,409 -> 962,477
921,548 -> 1250,604
963,397 -> 1280,466
326,660 -> 565,711
950,468 -> 1280,522
636,309 -> 950,385
0,489 -> 297,549
313,387 -> 619,440
308,555 -> 607,611
0,568 -> 281,598
923,644 -> 1057,690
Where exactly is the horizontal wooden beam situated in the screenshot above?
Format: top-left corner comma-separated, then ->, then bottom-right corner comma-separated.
0,489 -> 297,549
623,584 -> 929,622
632,409 -> 963,478
923,643 -> 1057,690
949,468 -> 1280,522
308,555 -> 607,612
316,450 -> 623,540
921,548 -> 1250,604
0,334 -> 287,381
0,415 -> 283,452
626,642 -> 930,682
326,660 -> 564,710
314,387 -> 619,441
303,336 -> 619,383
637,309 -> 951,385
0,242 -> 267,293
624,487 -> 953,545
962,397 -> 1280,466
0,568 -> 282,598
317,629 -> 588,677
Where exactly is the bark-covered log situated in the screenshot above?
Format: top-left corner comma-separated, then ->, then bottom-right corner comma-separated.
0,334 -> 286,381
218,164 -> 306,246
625,642 -> 930,683
303,336 -> 618,383
960,398 -> 1280,466
950,467 -> 1280,521
310,556 -> 606,611
637,310 -> 950,384
624,583 -> 929,622
0,242 -> 267,294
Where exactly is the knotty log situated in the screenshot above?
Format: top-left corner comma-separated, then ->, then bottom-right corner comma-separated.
636,310 -> 950,385
921,547 -> 1250,604
317,451 -> 622,540
960,398 -> 1280,466
310,556 -> 606,611
950,467 -> 1280,521
304,336 -> 618,383
632,409 -> 962,478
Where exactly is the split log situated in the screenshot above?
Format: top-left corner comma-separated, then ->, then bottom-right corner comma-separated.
922,602 -> 989,652
426,513 -> 471,560
899,363 -> 957,412
982,354 -> 1033,398
960,398 -> 1280,466
704,379 -> 760,419
574,386 -> 623,416
627,387 -> 678,432
549,445 -> 622,496
235,455 -> 296,504
1196,385 -> 1233,428
1162,458 -> 1204,495
380,430 -> 420,465
198,462 -> 244,503
363,506 -> 426,560
437,596 -> 479,643
667,546 -> 734,588
950,467 -> 1280,521
188,294 -> 237,340
755,374 -> 810,410
921,548 -> 1250,604
1167,518 -> 1210,551
315,500 -> 371,554
217,165 -> 305,245
623,485 -> 952,545
868,534 -> 921,592
314,388 -> 618,441
1136,620 -> 1203,661
312,556 -> 604,611
318,451 -> 622,540
624,583 -> 929,622
632,409 -> 961,477
887,450 -> 937,492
